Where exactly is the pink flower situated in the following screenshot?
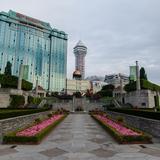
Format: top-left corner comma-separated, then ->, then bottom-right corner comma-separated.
16,115 -> 63,137
95,115 -> 141,136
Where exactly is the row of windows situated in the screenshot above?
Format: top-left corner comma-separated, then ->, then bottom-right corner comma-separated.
0,18 -> 67,91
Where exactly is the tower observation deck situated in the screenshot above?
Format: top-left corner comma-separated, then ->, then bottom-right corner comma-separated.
73,40 -> 87,79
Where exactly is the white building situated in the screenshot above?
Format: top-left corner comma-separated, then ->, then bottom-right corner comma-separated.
92,81 -> 108,93
66,79 -> 91,95
104,73 -> 129,88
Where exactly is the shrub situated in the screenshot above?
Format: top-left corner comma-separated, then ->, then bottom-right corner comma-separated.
116,116 -> 124,123
22,79 -> 33,91
47,113 -> 53,118
34,118 -> 41,124
0,74 -> 32,91
10,95 -> 25,108
124,79 -> 160,92
0,108 -> 51,120
28,96 -> 42,105
108,108 -> 160,120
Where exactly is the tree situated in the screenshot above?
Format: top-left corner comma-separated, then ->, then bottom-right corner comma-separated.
102,84 -> 115,91
4,61 -> 12,76
140,67 -> 147,80
98,84 -> 115,97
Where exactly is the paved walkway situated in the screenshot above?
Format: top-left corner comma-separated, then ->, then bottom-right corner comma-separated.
0,114 -> 160,160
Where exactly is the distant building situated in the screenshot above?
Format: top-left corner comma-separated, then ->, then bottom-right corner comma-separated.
86,75 -> 104,82
104,73 -> 129,88
0,10 -> 68,92
74,41 -> 87,79
66,70 -> 91,95
66,79 -> 91,95
92,81 -> 108,93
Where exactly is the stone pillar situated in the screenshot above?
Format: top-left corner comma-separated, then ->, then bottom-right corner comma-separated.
136,61 -> 141,91
35,77 -> 38,96
72,95 -> 75,112
18,64 -> 23,90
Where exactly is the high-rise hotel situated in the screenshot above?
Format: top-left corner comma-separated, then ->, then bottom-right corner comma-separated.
0,10 -> 67,92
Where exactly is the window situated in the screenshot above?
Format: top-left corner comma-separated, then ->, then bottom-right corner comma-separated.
142,103 -> 146,106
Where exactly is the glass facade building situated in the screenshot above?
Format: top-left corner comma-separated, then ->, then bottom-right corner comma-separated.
0,10 -> 67,92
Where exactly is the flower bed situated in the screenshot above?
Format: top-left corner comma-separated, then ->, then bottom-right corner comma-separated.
91,114 -> 152,144
3,114 -> 67,144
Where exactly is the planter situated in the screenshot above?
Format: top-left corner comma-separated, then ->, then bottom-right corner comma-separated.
91,114 -> 152,144
3,114 -> 68,144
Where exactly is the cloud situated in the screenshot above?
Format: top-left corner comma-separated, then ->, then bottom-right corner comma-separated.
0,0 -> 160,83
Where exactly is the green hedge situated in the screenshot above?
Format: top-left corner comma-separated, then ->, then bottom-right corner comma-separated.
3,114 -> 67,144
0,108 -> 51,120
91,114 -> 152,144
10,95 -> 25,108
124,79 -> 160,92
108,108 -> 160,120
28,96 -> 42,105
0,74 -> 33,91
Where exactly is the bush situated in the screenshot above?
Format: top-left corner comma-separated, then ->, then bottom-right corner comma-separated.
28,96 -> 42,105
0,108 -> 51,120
97,90 -> 113,97
0,74 -> 33,91
47,113 -> 53,118
108,108 -> 160,120
10,95 -> 25,108
124,79 -> 160,92
22,79 -> 33,91
116,116 -> 124,123
3,115 -> 67,144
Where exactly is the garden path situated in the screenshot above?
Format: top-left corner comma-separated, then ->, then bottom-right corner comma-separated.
0,114 -> 160,159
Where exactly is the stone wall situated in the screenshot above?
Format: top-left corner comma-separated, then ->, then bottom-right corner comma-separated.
106,111 -> 160,138
124,90 -> 158,108
51,100 -> 104,112
0,93 -> 10,108
0,88 -> 39,108
0,111 -> 51,143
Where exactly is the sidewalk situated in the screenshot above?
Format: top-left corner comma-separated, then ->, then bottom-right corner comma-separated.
0,114 -> 160,160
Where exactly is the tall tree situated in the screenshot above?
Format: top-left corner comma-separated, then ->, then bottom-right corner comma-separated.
140,67 -> 147,80
4,61 -> 12,76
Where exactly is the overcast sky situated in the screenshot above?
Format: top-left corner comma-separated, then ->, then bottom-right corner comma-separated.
1,0 -> 160,83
